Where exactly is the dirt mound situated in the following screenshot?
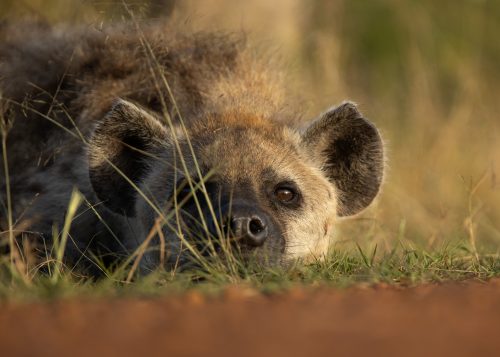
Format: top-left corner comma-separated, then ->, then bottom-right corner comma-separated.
2,280 -> 500,357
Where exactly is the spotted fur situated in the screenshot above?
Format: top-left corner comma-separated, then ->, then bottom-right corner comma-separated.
0,21 -> 384,274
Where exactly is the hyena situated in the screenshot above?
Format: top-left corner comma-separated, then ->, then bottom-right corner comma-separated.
0,21 -> 384,274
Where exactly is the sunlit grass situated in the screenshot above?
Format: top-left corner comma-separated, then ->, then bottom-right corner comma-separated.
0,239 -> 498,302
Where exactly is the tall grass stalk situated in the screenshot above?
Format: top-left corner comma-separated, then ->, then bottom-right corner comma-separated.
51,189 -> 83,283
0,95 -> 14,267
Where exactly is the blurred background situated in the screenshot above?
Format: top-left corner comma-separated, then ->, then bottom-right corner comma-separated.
1,0 -> 499,253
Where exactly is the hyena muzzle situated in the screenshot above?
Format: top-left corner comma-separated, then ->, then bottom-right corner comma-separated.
0,21 -> 384,274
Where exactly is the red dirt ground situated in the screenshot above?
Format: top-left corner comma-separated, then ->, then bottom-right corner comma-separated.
2,279 -> 500,357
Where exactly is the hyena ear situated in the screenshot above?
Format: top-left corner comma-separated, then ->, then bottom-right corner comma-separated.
88,99 -> 169,216
301,102 -> 384,217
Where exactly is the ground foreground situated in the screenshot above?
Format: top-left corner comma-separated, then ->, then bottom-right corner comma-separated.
1,279 -> 500,357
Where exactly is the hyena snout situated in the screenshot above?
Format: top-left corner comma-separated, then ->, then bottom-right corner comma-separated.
226,204 -> 269,248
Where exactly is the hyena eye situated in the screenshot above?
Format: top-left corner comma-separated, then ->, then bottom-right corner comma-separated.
273,183 -> 300,206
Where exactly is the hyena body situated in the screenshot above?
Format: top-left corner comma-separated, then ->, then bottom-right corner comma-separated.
0,22 -> 384,273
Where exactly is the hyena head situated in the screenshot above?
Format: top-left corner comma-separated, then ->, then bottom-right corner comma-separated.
88,100 -> 384,269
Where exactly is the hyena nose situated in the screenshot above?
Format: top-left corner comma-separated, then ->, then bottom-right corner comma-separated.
230,214 -> 268,247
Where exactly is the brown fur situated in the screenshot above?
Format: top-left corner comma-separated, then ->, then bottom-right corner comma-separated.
0,21 -> 384,274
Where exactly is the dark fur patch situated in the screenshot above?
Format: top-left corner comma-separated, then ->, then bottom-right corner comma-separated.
302,102 -> 384,216
88,100 -> 168,216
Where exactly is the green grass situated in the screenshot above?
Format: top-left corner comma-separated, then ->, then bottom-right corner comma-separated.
0,240 -> 498,303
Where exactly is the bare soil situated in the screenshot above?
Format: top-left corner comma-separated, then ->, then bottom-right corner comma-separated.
2,280 -> 500,357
